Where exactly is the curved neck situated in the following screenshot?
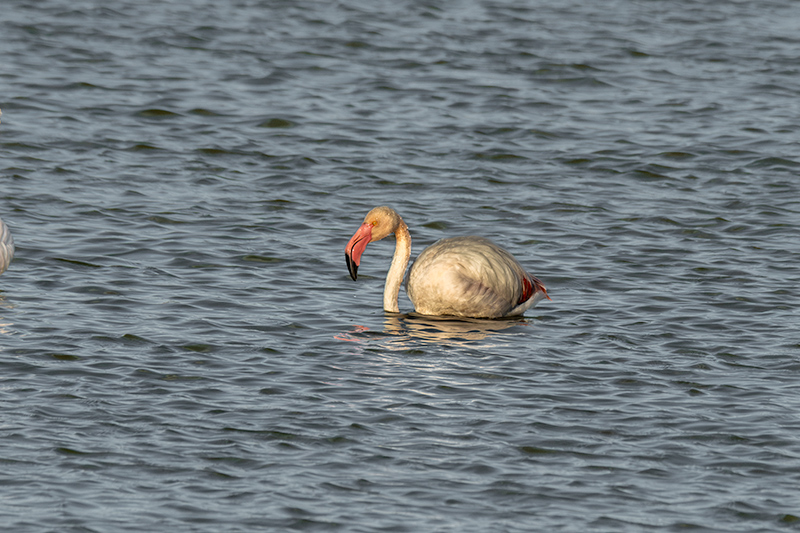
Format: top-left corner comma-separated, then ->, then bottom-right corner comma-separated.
384,219 -> 411,313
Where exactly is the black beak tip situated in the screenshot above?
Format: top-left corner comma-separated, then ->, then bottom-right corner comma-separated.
346,253 -> 358,281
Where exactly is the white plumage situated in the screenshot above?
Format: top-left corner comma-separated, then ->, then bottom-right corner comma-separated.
345,206 -> 549,318
0,217 -> 14,276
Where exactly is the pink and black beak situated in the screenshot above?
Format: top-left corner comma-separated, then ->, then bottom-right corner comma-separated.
345,223 -> 373,281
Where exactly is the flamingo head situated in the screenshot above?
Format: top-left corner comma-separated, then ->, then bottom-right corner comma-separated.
345,206 -> 403,281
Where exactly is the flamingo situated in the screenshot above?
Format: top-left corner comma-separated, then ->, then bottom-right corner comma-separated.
0,110 -> 12,275
0,217 -> 14,276
345,206 -> 550,318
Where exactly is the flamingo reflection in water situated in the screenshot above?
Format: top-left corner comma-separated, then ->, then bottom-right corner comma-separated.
335,313 -> 531,348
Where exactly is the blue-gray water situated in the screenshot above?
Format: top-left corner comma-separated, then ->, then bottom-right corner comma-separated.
2,1 -> 800,531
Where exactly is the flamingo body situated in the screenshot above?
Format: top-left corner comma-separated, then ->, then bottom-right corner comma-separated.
407,236 -> 547,317
0,217 -> 14,276
345,206 -> 549,318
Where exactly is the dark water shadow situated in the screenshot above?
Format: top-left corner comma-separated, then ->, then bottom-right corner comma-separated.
335,312 -> 532,349
383,313 -> 529,343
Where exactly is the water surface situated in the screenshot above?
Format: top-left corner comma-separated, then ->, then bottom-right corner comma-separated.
2,0 -> 800,531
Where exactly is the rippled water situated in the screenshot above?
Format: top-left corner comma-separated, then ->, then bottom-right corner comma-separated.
2,0 -> 800,531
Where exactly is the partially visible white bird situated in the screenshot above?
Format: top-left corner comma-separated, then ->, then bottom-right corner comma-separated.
345,206 -> 550,318
0,217 -> 14,276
